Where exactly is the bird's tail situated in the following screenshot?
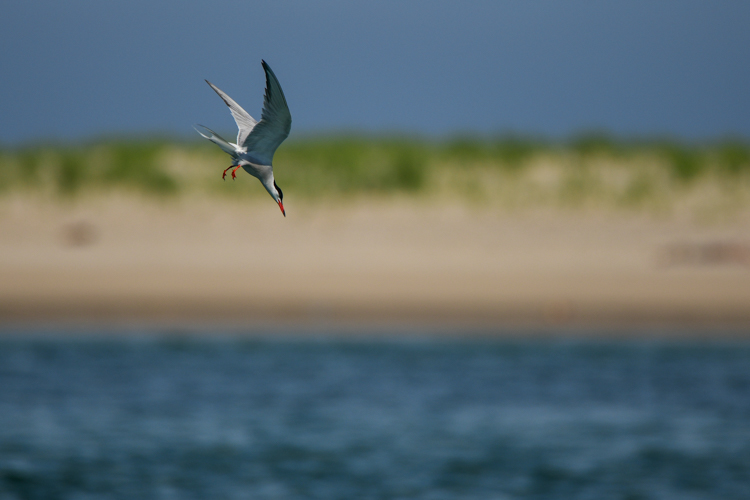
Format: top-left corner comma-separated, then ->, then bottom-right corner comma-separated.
193,124 -> 238,158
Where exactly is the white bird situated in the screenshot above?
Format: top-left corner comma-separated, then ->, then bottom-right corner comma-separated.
195,60 -> 291,216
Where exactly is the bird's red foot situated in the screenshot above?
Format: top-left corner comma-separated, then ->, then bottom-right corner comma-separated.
231,165 -> 242,180
222,165 -> 233,180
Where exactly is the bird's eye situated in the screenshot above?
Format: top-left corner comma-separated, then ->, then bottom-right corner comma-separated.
274,181 -> 283,201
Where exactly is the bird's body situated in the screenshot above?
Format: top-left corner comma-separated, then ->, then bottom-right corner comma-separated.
195,60 -> 291,216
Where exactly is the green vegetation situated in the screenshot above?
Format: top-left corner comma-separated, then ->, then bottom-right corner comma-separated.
1,134 -> 749,213
0,140 -> 179,197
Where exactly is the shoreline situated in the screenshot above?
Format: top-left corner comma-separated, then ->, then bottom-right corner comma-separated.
2,273 -> 750,332
1,196 -> 749,334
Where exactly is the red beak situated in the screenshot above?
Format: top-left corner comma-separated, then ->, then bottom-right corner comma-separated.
278,200 -> 285,217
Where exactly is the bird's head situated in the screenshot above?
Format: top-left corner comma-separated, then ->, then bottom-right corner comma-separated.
273,180 -> 285,217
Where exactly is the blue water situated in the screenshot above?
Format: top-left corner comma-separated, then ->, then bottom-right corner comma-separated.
1,333 -> 749,500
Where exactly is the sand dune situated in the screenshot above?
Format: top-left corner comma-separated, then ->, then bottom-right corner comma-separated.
1,195 -> 749,332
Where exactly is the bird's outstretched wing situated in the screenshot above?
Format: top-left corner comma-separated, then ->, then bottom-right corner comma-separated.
193,124 -> 238,158
242,60 -> 292,166
204,80 -> 258,147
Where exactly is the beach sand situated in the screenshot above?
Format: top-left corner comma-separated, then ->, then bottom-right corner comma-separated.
1,195 -> 749,333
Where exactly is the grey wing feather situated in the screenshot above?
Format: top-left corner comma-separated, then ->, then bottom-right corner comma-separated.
241,60 -> 292,166
204,80 -> 258,146
193,124 -> 238,158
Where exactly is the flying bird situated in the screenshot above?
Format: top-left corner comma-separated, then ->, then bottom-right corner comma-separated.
195,60 -> 291,216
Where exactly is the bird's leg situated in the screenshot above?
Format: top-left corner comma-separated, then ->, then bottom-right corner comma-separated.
222,165 -> 234,180
231,165 -> 243,180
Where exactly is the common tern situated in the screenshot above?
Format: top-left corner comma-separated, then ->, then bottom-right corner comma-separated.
195,60 -> 291,216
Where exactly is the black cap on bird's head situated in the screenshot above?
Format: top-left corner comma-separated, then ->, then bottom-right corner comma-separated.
274,180 -> 285,217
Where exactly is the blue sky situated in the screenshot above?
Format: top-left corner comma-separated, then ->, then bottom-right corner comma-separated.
1,1 -> 749,144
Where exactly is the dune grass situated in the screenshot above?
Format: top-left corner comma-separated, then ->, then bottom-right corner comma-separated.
1,134 -> 749,214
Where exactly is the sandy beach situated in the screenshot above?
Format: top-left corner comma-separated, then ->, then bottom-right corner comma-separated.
0,195 -> 749,332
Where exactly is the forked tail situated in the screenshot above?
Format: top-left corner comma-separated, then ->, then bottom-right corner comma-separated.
193,124 -> 238,158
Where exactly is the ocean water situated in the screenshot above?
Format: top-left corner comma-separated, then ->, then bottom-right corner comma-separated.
0,333 -> 749,500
